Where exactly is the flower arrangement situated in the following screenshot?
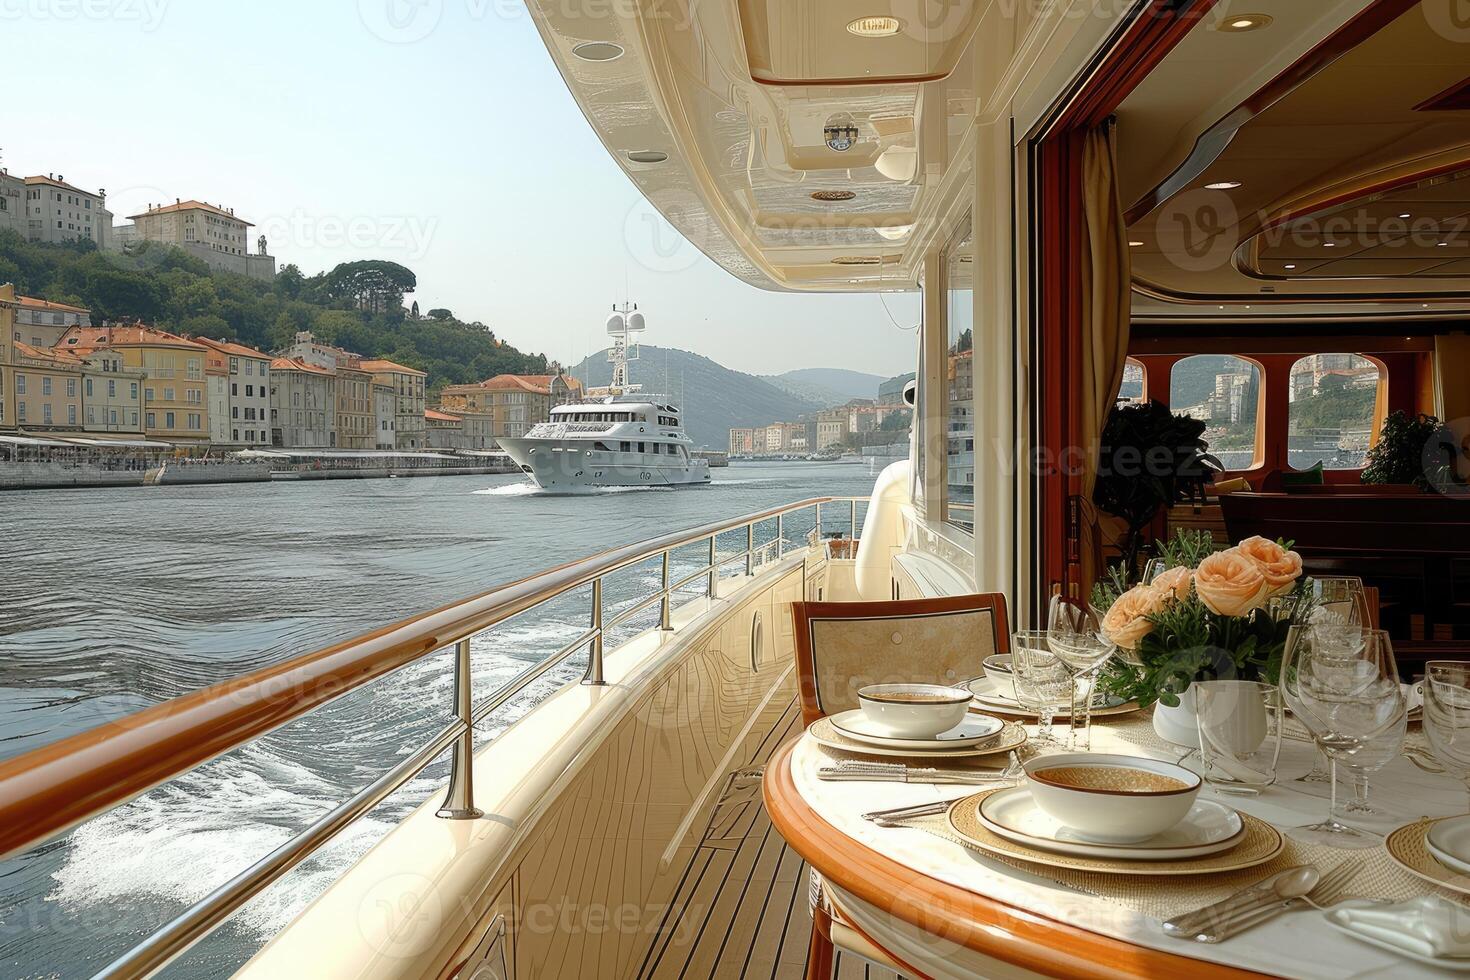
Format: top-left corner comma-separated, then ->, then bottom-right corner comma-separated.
1092,529 -> 1308,708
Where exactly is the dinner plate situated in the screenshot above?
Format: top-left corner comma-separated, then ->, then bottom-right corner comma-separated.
828,709 -> 1004,749
807,715 -> 1027,759
946,787 -> 1284,876
1386,819 -> 1470,898
976,785 -> 1245,860
964,675 -> 1134,717
1427,816 -> 1470,877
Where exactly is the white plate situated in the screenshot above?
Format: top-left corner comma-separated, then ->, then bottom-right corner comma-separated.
1429,816 -> 1470,877
965,675 -> 1127,714
827,709 -> 1004,749
976,785 -> 1244,860
1326,907 -> 1470,973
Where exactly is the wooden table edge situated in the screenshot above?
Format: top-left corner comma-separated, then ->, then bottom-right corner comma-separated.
761,737 -> 1276,980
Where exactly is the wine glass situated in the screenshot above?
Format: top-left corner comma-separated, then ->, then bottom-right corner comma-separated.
1423,662 -> 1470,810
1279,625 -> 1405,848
1343,709 -> 1408,815
1289,577 -> 1368,784
1011,631 -> 1071,749
1046,595 -> 1115,751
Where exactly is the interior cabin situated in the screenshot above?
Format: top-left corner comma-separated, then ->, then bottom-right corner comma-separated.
1,1 -> 1468,978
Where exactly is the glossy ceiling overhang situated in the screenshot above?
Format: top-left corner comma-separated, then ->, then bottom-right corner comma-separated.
1119,0 -> 1470,318
523,0 -> 1027,292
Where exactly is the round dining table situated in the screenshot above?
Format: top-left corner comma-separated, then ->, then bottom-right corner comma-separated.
763,714 -> 1467,980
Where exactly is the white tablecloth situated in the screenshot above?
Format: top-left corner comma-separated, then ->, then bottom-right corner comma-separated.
790,723 -> 1466,979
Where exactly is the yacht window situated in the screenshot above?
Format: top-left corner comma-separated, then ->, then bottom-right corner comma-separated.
594,441 -> 611,451
1116,357 -> 1146,405
638,442 -> 646,453
1170,355 -> 1262,472
1287,354 -> 1381,471
620,441 -> 631,452
943,219 -> 974,531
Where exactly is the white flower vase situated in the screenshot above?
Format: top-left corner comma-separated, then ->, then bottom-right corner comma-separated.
1152,688 -> 1201,748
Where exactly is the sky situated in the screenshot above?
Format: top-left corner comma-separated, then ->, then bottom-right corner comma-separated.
0,0 -> 921,378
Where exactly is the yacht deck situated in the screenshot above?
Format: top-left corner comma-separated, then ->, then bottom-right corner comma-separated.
637,700 -> 905,980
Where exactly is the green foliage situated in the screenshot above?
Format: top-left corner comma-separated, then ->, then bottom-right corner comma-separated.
1157,528 -> 1217,570
0,232 -> 548,388
1093,400 -> 1222,576
1361,410 -> 1446,489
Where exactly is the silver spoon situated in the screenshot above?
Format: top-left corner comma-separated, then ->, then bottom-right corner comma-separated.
1165,866 -> 1320,940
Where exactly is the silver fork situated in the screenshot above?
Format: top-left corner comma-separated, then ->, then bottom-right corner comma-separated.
821,751 -> 1024,784
1203,858 -> 1362,943
862,796 -> 972,825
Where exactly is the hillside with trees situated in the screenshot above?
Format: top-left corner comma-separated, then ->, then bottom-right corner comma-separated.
0,232 -> 548,388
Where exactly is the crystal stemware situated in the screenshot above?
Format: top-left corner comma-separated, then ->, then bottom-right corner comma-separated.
1286,578 -> 1368,784
1011,631 -> 1071,749
1423,661 -> 1470,811
1279,625 -> 1405,848
1046,595 -> 1115,751
1343,707 -> 1407,816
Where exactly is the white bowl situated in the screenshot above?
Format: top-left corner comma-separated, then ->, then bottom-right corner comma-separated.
1023,753 -> 1201,844
982,654 -> 1016,700
856,684 -> 971,738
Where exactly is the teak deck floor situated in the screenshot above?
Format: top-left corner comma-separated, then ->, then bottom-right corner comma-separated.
636,702 -> 906,980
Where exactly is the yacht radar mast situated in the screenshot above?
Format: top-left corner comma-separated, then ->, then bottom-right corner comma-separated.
605,302 -> 644,394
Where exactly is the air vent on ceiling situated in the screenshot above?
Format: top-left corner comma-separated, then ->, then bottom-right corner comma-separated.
831,256 -> 882,265
811,190 -> 857,202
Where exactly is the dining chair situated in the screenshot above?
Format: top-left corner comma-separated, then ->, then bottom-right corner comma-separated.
791,592 -> 1011,726
788,592 -> 1010,979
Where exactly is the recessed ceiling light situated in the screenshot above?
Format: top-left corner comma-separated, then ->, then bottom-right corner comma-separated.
1215,14 -> 1273,32
1438,241 -> 1450,246
626,150 -> 668,164
1205,181 -> 1243,190
1284,264 -> 1297,269
1323,242 -> 1337,247
1128,240 -> 1144,247
811,190 -> 857,202
1399,213 -> 1412,219
847,16 -> 902,37
875,224 -> 912,241
571,41 -> 624,62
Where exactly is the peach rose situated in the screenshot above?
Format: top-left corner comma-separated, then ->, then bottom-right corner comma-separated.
1102,584 -> 1165,650
1194,549 -> 1270,616
1152,565 -> 1192,601
1235,535 -> 1304,595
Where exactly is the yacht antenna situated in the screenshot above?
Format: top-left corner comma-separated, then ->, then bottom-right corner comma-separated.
604,301 -> 645,394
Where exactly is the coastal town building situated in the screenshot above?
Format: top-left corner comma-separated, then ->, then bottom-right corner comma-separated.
425,409 -> 466,450
878,372 -> 914,406
373,384 -> 395,449
117,199 -> 275,280
10,296 -> 92,348
57,325 -> 209,445
438,373 -> 580,442
8,342 -> 83,432
282,332 -> 373,449
24,175 -> 111,248
74,348 -> 145,435
360,359 -> 427,449
268,357 -> 335,449
195,337 -> 272,447
728,427 -> 756,454
0,170 -> 25,238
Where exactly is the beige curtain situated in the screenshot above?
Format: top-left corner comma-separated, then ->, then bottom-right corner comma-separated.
1435,332 -> 1470,482
1077,122 -> 1132,592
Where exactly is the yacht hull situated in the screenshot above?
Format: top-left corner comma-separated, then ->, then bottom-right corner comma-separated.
500,437 -> 712,491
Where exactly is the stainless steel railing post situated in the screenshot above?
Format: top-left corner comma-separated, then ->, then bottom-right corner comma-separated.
776,514 -> 784,560
850,498 -> 857,539
707,535 -> 718,599
745,522 -> 754,576
815,501 -> 822,542
436,639 -> 483,820
583,577 -> 605,685
659,550 -> 672,631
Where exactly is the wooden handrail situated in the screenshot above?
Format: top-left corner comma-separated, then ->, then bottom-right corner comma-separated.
0,496 -> 845,861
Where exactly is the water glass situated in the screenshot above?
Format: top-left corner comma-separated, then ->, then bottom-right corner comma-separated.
1193,681 -> 1283,795
1279,625 -> 1405,849
1011,632 -> 1071,749
1047,595 -> 1115,751
1343,709 -> 1408,815
1423,661 -> 1470,810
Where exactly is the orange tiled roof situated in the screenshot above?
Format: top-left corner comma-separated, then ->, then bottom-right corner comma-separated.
270,356 -> 334,376
57,324 -> 206,352
13,342 -> 81,366
24,175 -> 102,197
126,200 -> 253,226
425,409 -> 462,422
359,358 -> 426,377
476,373 -> 581,394
192,336 -> 272,361
16,296 -> 89,315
